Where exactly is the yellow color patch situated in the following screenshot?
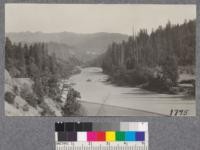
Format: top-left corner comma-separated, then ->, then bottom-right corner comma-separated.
106,131 -> 116,141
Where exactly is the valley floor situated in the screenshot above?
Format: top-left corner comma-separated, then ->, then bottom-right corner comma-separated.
67,67 -> 196,116
5,67 -> 196,116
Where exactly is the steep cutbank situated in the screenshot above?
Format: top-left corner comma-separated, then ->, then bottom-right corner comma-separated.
5,70 -> 63,116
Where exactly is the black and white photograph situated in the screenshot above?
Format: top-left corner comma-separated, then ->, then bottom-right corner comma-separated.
5,4 -> 196,116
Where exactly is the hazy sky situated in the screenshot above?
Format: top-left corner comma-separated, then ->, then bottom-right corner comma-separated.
5,4 -> 196,35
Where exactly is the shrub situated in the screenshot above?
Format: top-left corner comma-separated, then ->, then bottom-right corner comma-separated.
16,103 -> 19,109
13,85 -> 19,95
125,67 -> 151,85
111,66 -> 152,86
62,88 -> 81,116
161,54 -> 178,86
144,67 -> 174,93
32,79 -> 44,104
147,76 -> 173,92
54,96 -> 62,103
47,75 -> 61,100
39,102 -> 55,116
20,86 -> 38,107
24,93 -> 38,107
5,91 -> 15,104
8,67 -> 21,77
20,84 -> 32,97
112,66 -> 126,85
22,104 -> 29,111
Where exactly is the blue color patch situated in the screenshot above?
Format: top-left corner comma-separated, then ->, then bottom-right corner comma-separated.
125,131 -> 136,141
136,132 -> 145,141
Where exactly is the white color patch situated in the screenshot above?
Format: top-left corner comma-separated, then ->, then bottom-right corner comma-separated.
77,132 -> 87,141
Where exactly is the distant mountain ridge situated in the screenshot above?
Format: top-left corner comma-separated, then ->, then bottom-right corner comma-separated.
6,31 -> 129,44
6,32 -> 129,62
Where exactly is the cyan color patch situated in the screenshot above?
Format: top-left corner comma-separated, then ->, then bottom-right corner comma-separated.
125,131 -> 136,141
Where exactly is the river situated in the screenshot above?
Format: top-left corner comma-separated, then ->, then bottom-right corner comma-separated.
67,67 -> 195,116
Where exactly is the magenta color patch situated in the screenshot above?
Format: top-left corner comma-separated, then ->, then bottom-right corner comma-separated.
87,132 -> 97,141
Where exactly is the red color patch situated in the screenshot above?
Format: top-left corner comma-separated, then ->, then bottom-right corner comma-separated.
96,132 -> 105,141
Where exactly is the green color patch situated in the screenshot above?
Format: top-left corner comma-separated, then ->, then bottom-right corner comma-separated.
116,131 -> 125,141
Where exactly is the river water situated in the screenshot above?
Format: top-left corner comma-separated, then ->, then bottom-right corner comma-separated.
67,67 -> 195,116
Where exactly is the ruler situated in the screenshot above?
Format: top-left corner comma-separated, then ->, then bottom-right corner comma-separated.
55,122 -> 148,150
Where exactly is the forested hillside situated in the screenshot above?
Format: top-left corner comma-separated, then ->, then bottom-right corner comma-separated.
6,32 -> 129,62
5,37 -> 76,79
101,20 -> 195,93
5,38 -> 81,115
47,42 -> 80,64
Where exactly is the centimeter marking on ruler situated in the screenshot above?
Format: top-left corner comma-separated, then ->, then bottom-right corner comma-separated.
56,145 -> 148,150
56,142 -> 148,150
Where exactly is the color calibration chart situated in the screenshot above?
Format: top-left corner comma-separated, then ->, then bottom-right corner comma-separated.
55,122 -> 148,150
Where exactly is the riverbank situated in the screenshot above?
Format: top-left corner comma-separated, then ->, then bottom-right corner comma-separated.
79,100 -> 163,116
104,66 -> 195,98
67,67 -> 195,116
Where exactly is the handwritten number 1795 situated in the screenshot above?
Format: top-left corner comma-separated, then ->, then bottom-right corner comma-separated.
170,109 -> 189,116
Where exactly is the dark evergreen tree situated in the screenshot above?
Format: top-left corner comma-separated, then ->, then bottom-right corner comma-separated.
101,19 -> 195,92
